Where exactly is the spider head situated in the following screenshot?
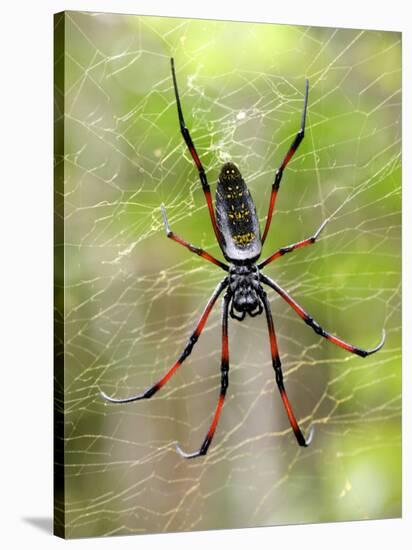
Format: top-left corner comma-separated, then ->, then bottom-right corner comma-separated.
229,264 -> 263,319
232,289 -> 261,318
219,162 -> 242,183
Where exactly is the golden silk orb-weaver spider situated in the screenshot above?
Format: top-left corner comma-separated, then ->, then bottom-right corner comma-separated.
101,59 -> 386,459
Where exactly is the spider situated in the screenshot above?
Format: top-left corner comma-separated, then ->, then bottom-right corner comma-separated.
101,58 -> 386,459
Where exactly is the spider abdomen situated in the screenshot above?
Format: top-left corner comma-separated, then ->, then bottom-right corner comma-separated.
216,162 -> 262,263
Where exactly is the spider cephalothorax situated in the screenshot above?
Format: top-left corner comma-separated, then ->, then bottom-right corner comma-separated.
229,264 -> 263,320
101,58 -> 385,459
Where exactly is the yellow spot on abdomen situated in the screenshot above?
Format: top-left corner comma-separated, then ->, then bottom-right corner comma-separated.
233,232 -> 255,245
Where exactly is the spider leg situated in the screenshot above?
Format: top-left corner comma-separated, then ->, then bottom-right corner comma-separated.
170,58 -> 222,247
161,205 -> 228,271
261,80 -> 309,245
258,217 -> 329,269
176,293 -> 231,458
100,278 -> 228,404
260,274 -> 386,357
260,290 -> 314,446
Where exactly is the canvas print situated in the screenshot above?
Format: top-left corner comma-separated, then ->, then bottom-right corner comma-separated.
54,11 -> 401,539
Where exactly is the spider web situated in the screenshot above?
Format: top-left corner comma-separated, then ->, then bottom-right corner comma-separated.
54,11 -> 401,538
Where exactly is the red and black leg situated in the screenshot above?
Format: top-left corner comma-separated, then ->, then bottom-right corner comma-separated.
261,80 -> 309,245
161,205 -> 228,271
258,217 -> 329,269
260,290 -> 314,447
176,292 -> 231,458
171,58 -> 222,247
100,278 -> 228,404
261,274 -> 386,357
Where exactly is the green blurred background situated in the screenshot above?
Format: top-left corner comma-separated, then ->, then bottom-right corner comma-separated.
54,11 -> 401,538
